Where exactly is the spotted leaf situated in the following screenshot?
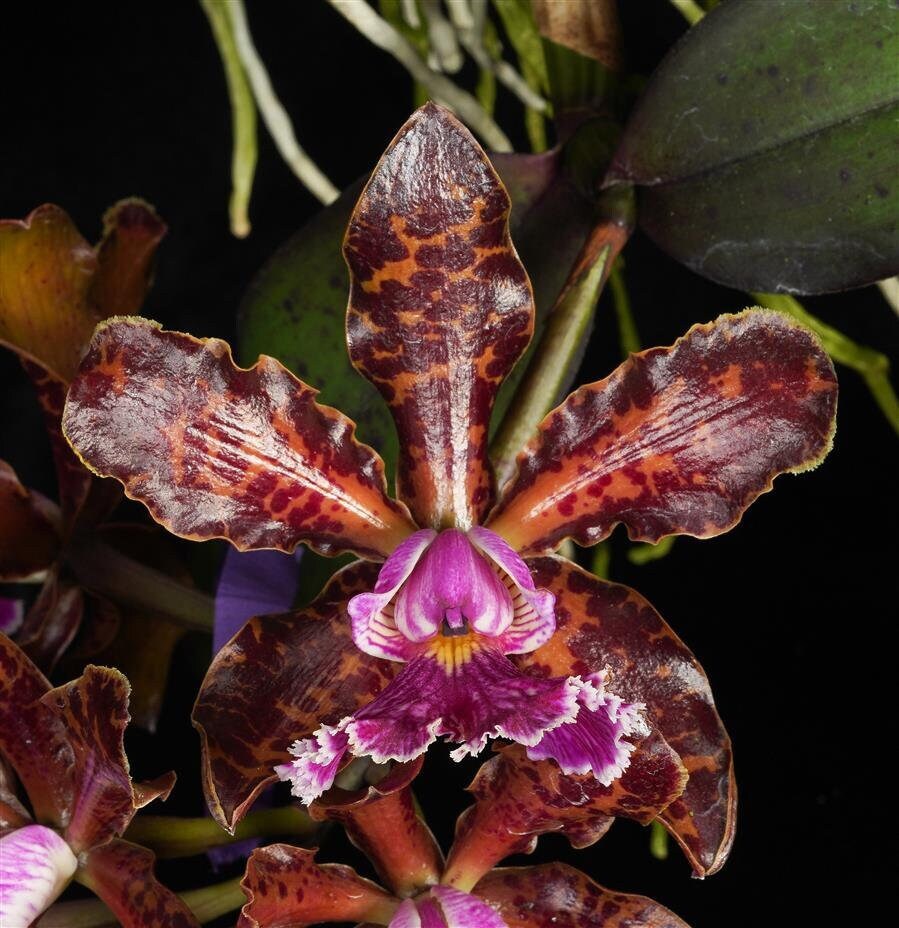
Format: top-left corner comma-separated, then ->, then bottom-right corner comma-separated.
238,844 -> 398,928
520,557 -> 735,876
0,634 -> 73,826
63,317 -> 417,559
487,310 -> 837,554
475,864 -> 690,928
345,103 -> 534,530
193,561 -> 395,831
310,758 -> 443,897
0,460 -> 61,581
443,732 -> 685,891
81,839 -> 199,928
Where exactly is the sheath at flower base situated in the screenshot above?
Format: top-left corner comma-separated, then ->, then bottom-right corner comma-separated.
62,104 -> 838,876
0,633 -> 198,927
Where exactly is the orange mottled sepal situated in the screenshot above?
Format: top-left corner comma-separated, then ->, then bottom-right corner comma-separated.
310,758 -> 443,897
520,557 -> 735,876
63,318 -> 417,559
237,844 -> 398,928
345,103 -> 534,529
0,460 -> 61,580
81,839 -> 199,928
443,733 -> 686,891
193,561 -> 396,831
474,864 -> 691,928
487,310 -> 837,554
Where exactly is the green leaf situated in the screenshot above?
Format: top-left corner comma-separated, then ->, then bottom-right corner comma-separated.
607,0 -> 899,294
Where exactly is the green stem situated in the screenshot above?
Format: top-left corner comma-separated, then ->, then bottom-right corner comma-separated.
628,535 -> 676,566
668,0 -> 705,25
590,542 -> 611,579
124,806 -> 316,859
753,292 -> 899,437
65,537 -> 215,632
38,877 -> 245,927
649,819 -> 670,860
608,263 -> 641,357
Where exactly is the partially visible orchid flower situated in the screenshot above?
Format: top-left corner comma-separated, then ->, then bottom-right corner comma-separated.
62,104 -> 837,876
0,633 -> 197,927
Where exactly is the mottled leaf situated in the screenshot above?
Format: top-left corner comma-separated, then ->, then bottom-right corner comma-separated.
238,844 -> 398,928
0,634 -> 73,824
345,103 -> 534,529
193,561 -> 394,831
475,864 -> 690,927
63,317 -> 416,559
310,758 -> 443,897
0,460 -> 60,580
606,0 -> 899,293
519,557 -> 735,876
443,733 -> 685,890
487,311 -> 837,555
18,567 -> 84,671
81,839 -> 199,928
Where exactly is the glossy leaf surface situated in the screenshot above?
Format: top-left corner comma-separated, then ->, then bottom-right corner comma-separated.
607,0 -> 899,293
345,103 -> 534,529
238,844 -> 397,928
520,558 -> 734,876
0,460 -> 60,580
475,864 -> 689,928
63,318 -> 416,559
193,561 -> 393,831
0,634 -> 73,825
443,733 -> 685,890
82,839 -> 199,928
487,311 -> 837,555
311,758 -> 442,897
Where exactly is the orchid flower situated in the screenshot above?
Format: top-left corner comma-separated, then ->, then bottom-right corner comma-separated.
0,633 -> 197,927
61,104 -> 837,876
235,756 -> 691,927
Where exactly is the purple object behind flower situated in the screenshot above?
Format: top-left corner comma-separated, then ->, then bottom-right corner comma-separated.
0,597 -> 23,636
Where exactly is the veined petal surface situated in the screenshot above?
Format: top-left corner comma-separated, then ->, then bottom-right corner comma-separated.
521,558 -> 734,876
193,561 -> 395,831
345,103 -> 534,529
475,864 -> 690,928
487,311 -> 837,554
238,845 -> 398,928
63,318 -> 416,559
0,824 -> 77,927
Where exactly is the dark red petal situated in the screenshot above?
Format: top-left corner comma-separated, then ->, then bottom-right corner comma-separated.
63,318 -> 416,559
442,732 -> 685,891
17,567 -> 84,671
91,199 -> 167,318
487,310 -> 837,554
521,557 -> 735,876
310,758 -> 443,897
193,561 -> 395,831
238,844 -> 398,928
0,634 -> 73,825
81,839 -> 199,928
345,103 -> 534,529
475,863 -> 690,928
41,665 -> 158,852
0,460 -> 61,580
0,756 -> 31,835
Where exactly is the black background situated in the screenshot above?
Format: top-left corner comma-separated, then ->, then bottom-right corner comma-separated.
2,3 -> 897,926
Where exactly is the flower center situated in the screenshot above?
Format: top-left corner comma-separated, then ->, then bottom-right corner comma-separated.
426,630 -> 477,672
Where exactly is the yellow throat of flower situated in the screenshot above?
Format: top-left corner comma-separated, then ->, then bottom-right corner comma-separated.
427,632 -> 478,674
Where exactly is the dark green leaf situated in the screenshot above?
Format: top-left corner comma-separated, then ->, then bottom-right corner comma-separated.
607,0 -> 899,294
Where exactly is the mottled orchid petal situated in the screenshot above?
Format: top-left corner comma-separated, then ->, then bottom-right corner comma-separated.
349,530 -> 437,661
193,561 -> 396,831
345,103 -> 534,530
41,665 -> 157,853
0,825 -> 77,926
281,647 -> 577,805
238,845 -> 398,928
81,839 -> 199,928
63,318 -> 417,560
474,864 -> 690,928
18,568 -> 84,671
0,634 -> 73,825
487,310 -> 837,554
0,460 -> 61,581
390,886 -> 507,928
443,733 -> 686,891
521,557 -> 734,877
469,527 -> 555,654
394,531 -> 513,641
310,758 -> 443,897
